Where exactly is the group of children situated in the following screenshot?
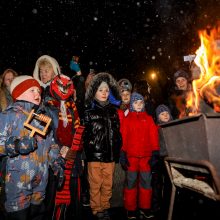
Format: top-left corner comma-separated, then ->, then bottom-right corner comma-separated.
0,54 -> 175,220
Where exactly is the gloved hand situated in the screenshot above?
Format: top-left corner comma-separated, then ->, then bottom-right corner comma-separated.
5,136 -> 37,157
66,149 -> 77,161
71,152 -> 83,177
50,156 -> 65,175
119,151 -> 130,171
57,165 -> 65,190
109,90 -> 121,107
149,150 -> 160,170
70,60 -> 81,72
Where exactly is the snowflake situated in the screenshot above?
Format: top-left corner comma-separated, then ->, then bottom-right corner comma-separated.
89,61 -> 93,65
93,17 -> 98,21
65,32 -> 69,36
32,9 -> 38,14
152,56 -> 156,60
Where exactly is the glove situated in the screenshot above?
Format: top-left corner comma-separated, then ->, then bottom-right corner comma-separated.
65,149 -> 77,161
70,60 -> 81,72
149,150 -> 160,170
71,152 -> 83,177
109,90 -> 121,107
119,151 -> 130,171
57,165 -> 65,190
5,136 -> 37,157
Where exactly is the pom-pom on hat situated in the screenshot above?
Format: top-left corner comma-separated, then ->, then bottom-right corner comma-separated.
173,70 -> 189,82
130,92 -> 145,112
10,75 -> 41,100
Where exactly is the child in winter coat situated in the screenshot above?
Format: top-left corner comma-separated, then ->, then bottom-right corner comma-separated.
150,104 -> 173,216
120,92 -> 159,220
83,72 -> 122,220
118,78 -> 132,113
0,75 -> 63,220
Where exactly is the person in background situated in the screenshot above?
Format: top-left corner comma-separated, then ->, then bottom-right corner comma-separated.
133,79 -> 156,121
118,78 -> 132,114
109,79 -> 132,211
83,72 -> 122,220
0,75 -> 63,220
151,104 -> 173,217
33,55 -> 61,218
33,55 -> 60,102
120,92 -> 159,220
69,55 -> 85,119
199,56 -> 220,112
0,68 -> 18,112
85,69 -> 96,90
168,69 -> 192,119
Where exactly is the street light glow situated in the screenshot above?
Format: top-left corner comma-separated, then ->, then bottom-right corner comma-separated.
151,71 -> 157,80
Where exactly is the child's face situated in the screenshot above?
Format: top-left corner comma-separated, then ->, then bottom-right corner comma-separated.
95,83 -> 110,102
17,86 -> 41,105
132,100 -> 144,112
39,65 -> 55,84
159,111 -> 170,122
121,90 -> 131,104
175,77 -> 188,90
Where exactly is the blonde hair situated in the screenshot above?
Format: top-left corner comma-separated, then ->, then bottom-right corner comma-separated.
38,59 -> 53,69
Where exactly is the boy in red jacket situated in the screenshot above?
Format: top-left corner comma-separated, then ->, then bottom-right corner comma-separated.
120,92 -> 159,219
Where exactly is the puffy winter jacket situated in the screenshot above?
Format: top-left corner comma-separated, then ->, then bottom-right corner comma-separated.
83,100 -> 122,162
121,111 -> 159,157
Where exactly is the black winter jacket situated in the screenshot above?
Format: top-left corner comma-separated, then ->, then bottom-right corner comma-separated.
83,101 -> 122,163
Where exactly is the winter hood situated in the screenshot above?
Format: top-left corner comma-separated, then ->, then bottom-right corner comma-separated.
85,72 -> 120,106
33,55 -> 61,87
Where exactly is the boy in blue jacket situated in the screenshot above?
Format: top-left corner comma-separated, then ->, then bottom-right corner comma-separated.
0,75 -> 63,220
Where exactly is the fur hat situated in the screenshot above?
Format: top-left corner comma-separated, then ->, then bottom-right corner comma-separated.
130,92 -> 145,112
10,75 -> 41,100
173,70 -> 189,82
85,72 -> 120,106
118,78 -> 132,92
156,104 -> 172,122
33,55 -> 61,86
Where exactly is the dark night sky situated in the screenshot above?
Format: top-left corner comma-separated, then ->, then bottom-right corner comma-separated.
1,0 -> 220,102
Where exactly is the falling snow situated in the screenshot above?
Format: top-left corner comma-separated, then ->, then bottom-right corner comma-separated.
1,0 -> 220,87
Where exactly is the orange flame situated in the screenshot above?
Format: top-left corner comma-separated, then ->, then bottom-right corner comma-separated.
187,23 -> 220,113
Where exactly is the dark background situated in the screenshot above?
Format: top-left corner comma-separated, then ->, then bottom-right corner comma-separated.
1,0 -> 220,102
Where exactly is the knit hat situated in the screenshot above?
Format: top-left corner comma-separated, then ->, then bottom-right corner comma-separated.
156,104 -> 172,123
173,70 -> 189,82
130,92 -> 145,112
10,75 -> 41,100
118,78 -> 132,92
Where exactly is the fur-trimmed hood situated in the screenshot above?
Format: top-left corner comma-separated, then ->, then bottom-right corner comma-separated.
85,72 -> 121,106
33,55 -> 61,87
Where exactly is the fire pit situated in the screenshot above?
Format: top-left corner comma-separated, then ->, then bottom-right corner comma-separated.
161,113 -> 220,177
160,113 -> 220,220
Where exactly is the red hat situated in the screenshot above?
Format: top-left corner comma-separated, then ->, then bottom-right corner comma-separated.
10,75 -> 41,100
